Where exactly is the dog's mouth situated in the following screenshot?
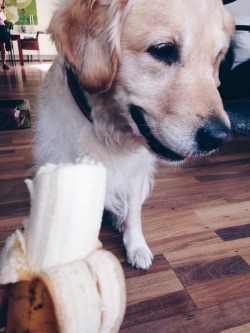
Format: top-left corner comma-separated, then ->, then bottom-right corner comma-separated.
130,105 -> 184,162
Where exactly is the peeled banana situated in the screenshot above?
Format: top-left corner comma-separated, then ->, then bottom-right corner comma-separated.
0,158 -> 126,332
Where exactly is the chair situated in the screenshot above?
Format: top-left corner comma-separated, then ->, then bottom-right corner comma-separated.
7,39 -> 16,66
5,28 -> 16,66
20,31 -> 44,62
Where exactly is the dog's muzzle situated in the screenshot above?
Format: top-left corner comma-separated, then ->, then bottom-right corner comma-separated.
130,105 -> 184,162
130,105 -> 232,162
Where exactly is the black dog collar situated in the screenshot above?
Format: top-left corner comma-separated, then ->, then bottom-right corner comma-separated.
66,68 -> 93,123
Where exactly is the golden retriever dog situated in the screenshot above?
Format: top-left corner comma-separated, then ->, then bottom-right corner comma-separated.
34,0 -> 234,269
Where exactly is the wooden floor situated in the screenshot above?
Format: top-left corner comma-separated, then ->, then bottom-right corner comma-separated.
1,63 -> 250,333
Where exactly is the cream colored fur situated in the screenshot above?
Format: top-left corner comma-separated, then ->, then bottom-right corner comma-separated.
34,0 -> 234,269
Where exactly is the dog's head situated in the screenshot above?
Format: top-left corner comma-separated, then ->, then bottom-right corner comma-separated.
49,0 -> 235,162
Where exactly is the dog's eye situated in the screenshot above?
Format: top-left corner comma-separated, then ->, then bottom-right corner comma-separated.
147,43 -> 179,65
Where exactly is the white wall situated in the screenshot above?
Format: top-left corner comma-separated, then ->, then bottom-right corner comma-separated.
36,0 -> 56,33
11,0 -> 57,59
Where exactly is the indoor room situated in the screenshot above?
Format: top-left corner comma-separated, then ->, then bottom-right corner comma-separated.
0,0 -> 250,332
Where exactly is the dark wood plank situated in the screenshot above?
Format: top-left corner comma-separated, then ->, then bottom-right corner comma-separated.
0,150 -> 15,155
0,201 -> 30,221
175,256 -> 250,287
216,224 -> 250,241
123,296 -> 250,333
121,290 -> 197,330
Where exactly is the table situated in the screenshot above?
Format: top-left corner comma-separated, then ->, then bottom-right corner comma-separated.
10,34 -> 24,66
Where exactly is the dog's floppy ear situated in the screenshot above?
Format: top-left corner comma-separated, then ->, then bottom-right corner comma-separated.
48,0 -> 128,93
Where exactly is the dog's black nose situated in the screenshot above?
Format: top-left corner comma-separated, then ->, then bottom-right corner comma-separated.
196,120 -> 232,152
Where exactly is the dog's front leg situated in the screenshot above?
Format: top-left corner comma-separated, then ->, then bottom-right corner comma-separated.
123,176 -> 153,270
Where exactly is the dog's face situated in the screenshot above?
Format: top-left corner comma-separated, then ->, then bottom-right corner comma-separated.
49,0 -> 234,162
116,0 -> 234,161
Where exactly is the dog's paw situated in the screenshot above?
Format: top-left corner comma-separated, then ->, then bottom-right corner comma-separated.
127,245 -> 154,270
